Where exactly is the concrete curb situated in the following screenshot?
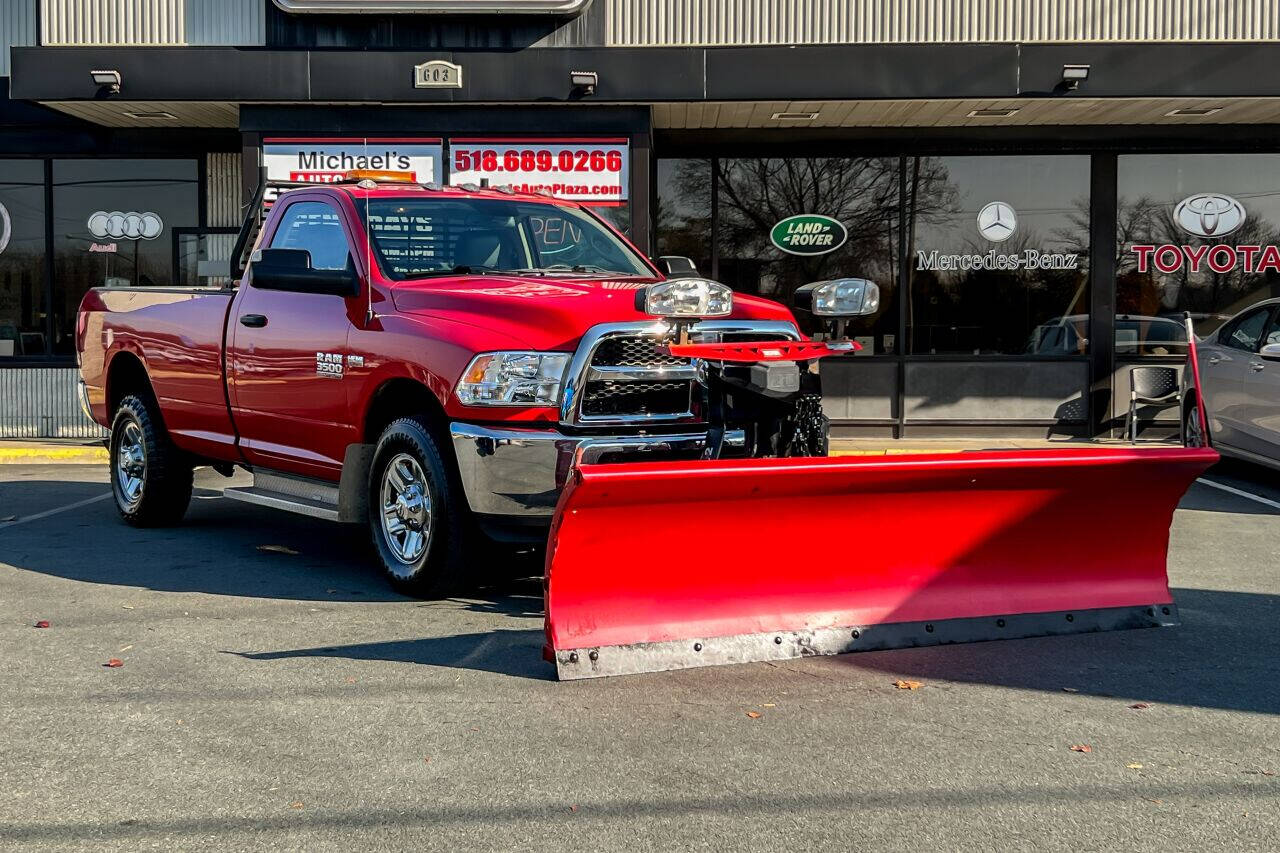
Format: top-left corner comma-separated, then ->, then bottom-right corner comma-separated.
0,445 -> 109,465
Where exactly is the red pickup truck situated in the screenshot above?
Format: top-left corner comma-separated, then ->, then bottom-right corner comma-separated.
77,173 -> 819,594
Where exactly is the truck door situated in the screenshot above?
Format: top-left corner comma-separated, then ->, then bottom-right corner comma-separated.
228,197 -> 363,479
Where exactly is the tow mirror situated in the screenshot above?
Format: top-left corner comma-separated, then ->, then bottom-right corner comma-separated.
1261,343 -> 1280,361
655,256 -> 700,278
250,248 -> 358,297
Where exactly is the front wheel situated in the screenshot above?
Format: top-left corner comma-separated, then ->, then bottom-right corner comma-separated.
368,417 -> 467,597
1184,401 -> 1210,448
109,394 -> 193,526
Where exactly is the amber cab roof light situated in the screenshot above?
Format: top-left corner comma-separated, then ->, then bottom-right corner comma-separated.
342,169 -> 418,184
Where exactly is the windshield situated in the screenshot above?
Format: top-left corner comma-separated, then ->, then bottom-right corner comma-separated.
358,197 -> 653,281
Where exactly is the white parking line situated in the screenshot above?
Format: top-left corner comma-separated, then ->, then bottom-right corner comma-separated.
1196,478 -> 1280,512
0,493 -> 112,531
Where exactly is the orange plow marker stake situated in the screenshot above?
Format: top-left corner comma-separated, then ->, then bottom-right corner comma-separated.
544,447 -> 1217,679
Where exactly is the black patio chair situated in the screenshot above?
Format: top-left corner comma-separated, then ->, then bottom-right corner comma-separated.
1128,366 -> 1182,444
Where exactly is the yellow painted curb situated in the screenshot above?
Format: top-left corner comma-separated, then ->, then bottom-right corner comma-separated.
0,447 -> 108,463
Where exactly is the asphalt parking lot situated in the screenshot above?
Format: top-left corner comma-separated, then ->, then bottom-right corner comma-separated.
1,458 -> 1277,850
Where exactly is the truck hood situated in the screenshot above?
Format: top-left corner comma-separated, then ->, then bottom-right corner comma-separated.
390,274 -> 798,351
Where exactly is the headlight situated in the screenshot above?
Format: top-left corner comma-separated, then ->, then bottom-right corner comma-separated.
455,351 -> 571,406
793,278 -> 881,316
638,278 -> 733,318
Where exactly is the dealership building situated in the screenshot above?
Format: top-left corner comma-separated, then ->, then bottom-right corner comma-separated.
4,0 -> 1280,439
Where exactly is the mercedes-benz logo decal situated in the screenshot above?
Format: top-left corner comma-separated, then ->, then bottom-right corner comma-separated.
976,201 -> 1017,243
1173,193 -> 1246,238
0,202 -> 10,255
87,210 -> 164,241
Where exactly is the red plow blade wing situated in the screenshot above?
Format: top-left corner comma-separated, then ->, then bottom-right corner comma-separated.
545,447 -> 1217,679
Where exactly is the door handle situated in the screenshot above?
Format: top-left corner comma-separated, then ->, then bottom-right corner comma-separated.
1207,356 -> 1221,365
239,314 -> 268,328
1250,361 -> 1266,371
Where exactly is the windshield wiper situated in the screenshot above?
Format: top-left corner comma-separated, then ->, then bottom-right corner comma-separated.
513,264 -> 644,277
400,265 -> 507,280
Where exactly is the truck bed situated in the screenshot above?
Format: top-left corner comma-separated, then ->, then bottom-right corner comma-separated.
78,286 -> 239,463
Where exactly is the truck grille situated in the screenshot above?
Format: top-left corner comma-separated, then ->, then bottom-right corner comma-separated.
583,336 -> 693,418
576,328 -> 793,423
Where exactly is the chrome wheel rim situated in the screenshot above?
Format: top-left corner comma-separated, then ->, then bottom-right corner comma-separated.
380,453 -> 432,567
115,420 -> 146,507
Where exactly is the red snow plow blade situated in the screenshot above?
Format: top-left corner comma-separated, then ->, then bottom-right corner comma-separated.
545,446 -> 1216,679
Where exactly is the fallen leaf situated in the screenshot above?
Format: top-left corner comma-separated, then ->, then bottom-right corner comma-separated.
289,802 -> 304,810
1062,687 -> 1079,693
893,680 -> 923,690
1129,702 -> 1151,710
423,757 -> 431,763
104,658 -> 123,668
569,805 -> 579,813
1143,797 -> 1163,805
1127,763 -> 1143,769
34,620 -> 50,629
746,711 -> 762,719
257,545 -> 299,556
1070,744 -> 1093,753
345,677 -> 357,684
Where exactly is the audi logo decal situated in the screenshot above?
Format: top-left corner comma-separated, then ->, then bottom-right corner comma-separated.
1173,194 -> 1246,238
87,210 -> 164,241
976,201 -> 1017,243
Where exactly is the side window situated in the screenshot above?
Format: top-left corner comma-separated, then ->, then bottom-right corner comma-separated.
269,201 -> 351,271
1264,309 -> 1280,348
1221,308 -> 1271,352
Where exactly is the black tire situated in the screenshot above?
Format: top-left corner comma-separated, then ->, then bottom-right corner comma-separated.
368,416 -> 468,597
1184,400 -> 1210,448
109,394 -> 194,527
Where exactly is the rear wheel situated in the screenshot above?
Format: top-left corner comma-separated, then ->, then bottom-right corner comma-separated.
109,394 -> 193,526
368,416 -> 467,597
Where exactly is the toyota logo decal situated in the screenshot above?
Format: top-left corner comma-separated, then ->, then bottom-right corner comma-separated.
87,210 -> 164,241
1173,194 -> 1246,238
976,201 -> 1017,243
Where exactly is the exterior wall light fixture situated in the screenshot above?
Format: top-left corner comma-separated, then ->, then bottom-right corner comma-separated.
90,69 -> 122,93
570,71 -> 598,96
1060,64 -> 1091,91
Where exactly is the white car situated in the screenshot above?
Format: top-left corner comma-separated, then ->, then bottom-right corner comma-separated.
1189,298 -> 1280,470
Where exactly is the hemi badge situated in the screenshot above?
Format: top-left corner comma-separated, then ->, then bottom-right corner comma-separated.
347,354 -> 365,368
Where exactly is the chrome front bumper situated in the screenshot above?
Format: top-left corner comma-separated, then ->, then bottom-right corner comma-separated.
449,423 -> 745,517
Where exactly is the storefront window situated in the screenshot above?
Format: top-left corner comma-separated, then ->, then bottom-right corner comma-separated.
715,157 -> 900,354
0,161 -> 47,359
655,158 -> 713,276
51,159 -> 199,355
906,155 -> 1090,356
1116,154 -> 1280,355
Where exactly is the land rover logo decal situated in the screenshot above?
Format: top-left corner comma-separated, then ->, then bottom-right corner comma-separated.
770,214 -> 847,256
976,201 -> 1017,243
1174,193 -> 1246,238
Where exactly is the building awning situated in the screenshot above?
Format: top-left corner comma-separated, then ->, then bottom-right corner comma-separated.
14,42 -> 1280,130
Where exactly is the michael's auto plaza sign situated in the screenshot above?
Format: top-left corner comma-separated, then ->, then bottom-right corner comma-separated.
261,137 -> 628,206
